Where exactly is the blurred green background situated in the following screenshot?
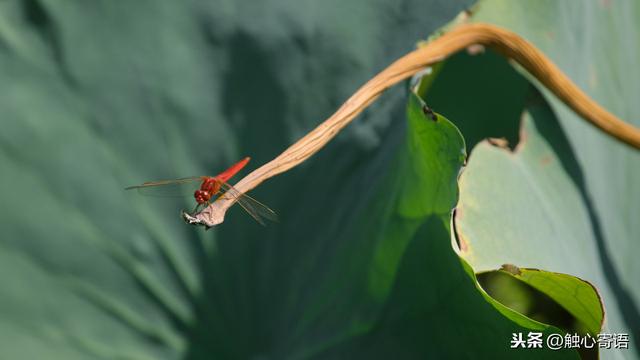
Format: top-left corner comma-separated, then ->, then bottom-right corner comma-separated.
0,0 -> 638,359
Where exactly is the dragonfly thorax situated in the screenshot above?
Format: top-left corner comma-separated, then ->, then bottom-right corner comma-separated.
194,178 -> 222,204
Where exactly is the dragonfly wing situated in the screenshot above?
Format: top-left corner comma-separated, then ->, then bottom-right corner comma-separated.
125,176 -> 203,197
218,182 -> 278,225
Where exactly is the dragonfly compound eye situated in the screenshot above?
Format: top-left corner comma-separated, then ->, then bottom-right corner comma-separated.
194,190 -> 210,204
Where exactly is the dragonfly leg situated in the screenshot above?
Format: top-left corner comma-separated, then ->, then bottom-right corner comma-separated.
191,203 -> 201,214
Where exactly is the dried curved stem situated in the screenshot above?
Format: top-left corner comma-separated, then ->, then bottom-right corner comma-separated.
185,22 -> 640,227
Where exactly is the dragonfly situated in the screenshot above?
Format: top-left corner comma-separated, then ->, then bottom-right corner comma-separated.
125,157 -> 277,225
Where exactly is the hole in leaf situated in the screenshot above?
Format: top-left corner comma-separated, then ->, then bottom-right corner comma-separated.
478,270 -> 598,360
422,49 -> 529,150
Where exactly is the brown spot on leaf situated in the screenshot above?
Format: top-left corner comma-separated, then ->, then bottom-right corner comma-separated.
422,104 -> 437,121
545,31 -> 555,41
540,154 -> 553,166
500,263 -> 522,276
487,137 -> 509,149
514,122 -> 528,153
452,208 -> 468,253
457,233 -> 468,253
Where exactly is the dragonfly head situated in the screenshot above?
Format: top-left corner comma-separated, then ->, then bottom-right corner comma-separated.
194,189 -> 210,204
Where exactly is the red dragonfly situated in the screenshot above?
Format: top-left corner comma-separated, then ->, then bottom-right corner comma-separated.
126,157 -> 277,225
